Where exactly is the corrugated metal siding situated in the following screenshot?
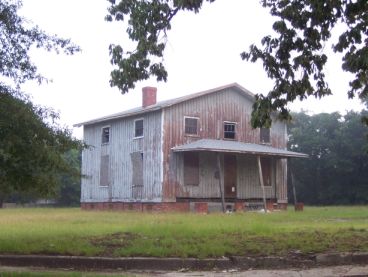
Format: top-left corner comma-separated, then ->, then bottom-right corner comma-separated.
237,155 -> 276,199
276,158 -> 288,202
81,111 -> 162,203
162,88 -> 286,201
175,152 -> 277,199
176,152 -> 220,198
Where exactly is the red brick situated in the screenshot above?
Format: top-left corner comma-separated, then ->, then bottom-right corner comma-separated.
234,202 -> 245,212
194,202 -> 208,213
81,202 -> 190,213
142,87 -> 157,107
277,203 -> 288,210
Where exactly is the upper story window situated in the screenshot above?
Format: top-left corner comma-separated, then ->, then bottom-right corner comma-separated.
184,117 -> 199,135
260,128 -> 270,144
134,119 -> 144,138
224,122 -> 236,139
101,126 -> 110,144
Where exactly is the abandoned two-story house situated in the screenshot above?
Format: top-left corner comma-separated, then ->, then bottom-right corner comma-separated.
75,83 -> 307,212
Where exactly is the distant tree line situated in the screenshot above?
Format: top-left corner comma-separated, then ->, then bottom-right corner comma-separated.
288,107 -> 368,205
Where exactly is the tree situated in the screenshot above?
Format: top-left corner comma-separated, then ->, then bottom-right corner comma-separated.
55,149 -> 82,207
288,110 -> 368,205
106,0 -> 367,127
0,1 -> 82,206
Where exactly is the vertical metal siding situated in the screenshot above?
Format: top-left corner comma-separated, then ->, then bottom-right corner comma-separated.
162,88 -> 285,201
81,111 -> 162,203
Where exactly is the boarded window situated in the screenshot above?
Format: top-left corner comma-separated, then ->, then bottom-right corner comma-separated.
131,152 -> 143,198
184,117 -> 199,135
101,127 -> 110,144
261,157 -> 272,186
184,152 -> 199,186
100,155 -> 110,186
134,119 -> 144,137
260,128 -> 270,143
224,122 -> 236,139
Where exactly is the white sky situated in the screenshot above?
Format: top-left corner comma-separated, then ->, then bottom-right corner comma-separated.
19,0 -> 363,138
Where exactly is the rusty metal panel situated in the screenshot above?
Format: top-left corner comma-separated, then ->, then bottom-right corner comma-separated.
162,87 -> 286,201
81,110 -> 162,203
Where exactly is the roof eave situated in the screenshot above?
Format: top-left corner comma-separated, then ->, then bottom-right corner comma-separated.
172,147 -> 309,158
73,106 -> 163,127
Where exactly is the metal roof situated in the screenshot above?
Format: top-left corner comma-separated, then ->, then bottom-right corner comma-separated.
172,139 -> 308,158
74,83 -> 254,127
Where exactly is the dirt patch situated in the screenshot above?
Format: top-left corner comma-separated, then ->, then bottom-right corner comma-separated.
89,232 -> 140,256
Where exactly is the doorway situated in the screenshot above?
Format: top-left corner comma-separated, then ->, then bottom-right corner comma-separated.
224,154 -> 237,198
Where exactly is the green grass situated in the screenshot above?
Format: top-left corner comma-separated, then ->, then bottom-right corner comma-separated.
0,206 -> 367,258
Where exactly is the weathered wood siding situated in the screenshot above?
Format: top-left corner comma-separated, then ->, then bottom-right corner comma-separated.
162,88 -> 286,201
81,111 -> 162,203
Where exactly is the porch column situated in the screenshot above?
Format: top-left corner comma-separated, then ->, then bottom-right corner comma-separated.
257,155 -> 267,212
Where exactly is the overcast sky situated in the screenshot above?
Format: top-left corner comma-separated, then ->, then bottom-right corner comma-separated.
19,0 -> 363,138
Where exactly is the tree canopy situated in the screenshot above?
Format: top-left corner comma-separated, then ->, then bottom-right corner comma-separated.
106,0 -> 367,128
288,109 -> 368,204
0,0 -> 81,205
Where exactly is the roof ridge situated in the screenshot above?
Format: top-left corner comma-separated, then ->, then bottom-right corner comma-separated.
74,83 -> 255,127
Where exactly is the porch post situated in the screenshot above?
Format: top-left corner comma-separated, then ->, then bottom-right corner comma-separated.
257,155 -> 267,212
216,152 -> 226,213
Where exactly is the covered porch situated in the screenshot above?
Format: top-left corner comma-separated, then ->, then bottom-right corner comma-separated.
172,139 -> 308,212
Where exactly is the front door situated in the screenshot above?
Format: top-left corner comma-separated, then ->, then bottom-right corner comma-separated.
224,154 -> 237,198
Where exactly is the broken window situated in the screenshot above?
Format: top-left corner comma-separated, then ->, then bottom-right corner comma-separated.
260,128 -> 270,143
184,117 -> 199,135
134,119 -> 144,138
101,127 -> 110,144
224,122 -> 236,139
100,155 -> 110,186
184,152 -> 199,186
261,157 -> 272,186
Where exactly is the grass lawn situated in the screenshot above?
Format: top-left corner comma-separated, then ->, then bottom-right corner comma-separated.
0,206 -> 367,258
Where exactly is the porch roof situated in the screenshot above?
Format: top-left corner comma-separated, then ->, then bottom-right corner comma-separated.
172,139 -> 308,158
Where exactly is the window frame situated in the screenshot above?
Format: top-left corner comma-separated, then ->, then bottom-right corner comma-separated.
134,118 -> 144,139
184,116 -> 199,136
101,126 -> 110,145
223,121 -> 237,140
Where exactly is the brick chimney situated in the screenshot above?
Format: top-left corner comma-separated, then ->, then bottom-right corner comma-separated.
142,86 -> 157,108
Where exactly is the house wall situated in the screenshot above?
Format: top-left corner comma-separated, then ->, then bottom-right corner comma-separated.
162,87 -> 287,202
174,152 -> 277,199
81,111 -> 162,203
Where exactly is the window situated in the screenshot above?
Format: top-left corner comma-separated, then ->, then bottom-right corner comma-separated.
260,128 -> 270,143
184,117 -> 199,135
134,119 -> 144,138
101,127 -> 110,144
100,155 -> 110,186
184,152 -> 199,186
224,122 -> 236,139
